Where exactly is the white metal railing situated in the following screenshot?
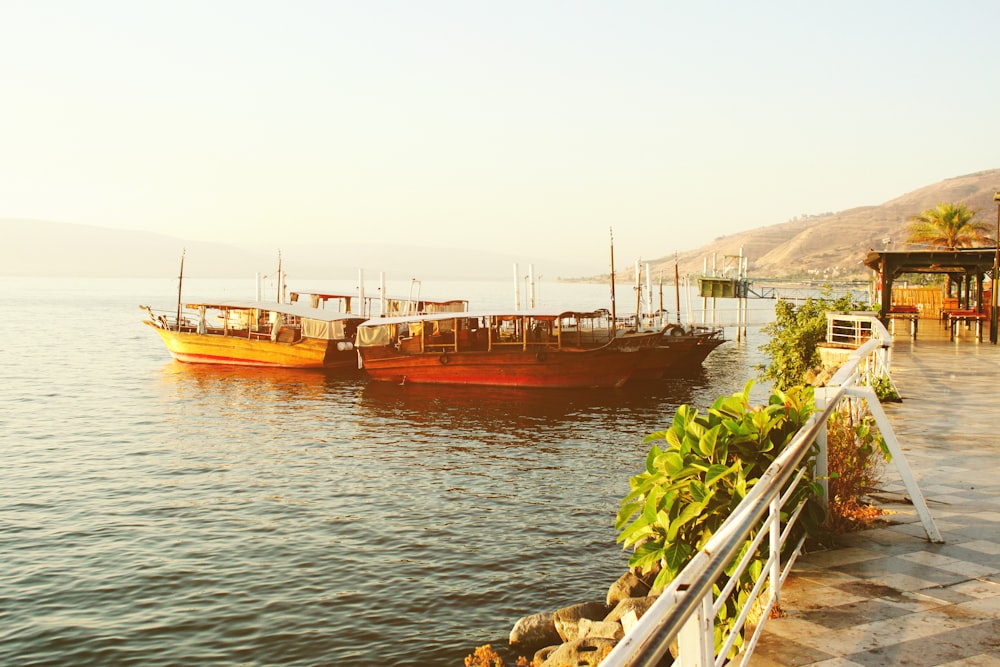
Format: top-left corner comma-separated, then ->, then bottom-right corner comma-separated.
600,313 -> 940,667
824,312 -> 895,391
826,311 -> 882,345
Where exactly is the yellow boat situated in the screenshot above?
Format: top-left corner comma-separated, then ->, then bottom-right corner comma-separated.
141,300 -> 366,369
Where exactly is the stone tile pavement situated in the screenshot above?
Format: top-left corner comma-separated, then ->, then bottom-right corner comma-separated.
749,323 -> 1000,666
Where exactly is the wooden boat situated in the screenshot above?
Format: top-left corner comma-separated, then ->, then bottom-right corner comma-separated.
141,300 -> 366,369
612,250 -> 726,381
630,323 -> 727,380
355,309 -> 664,388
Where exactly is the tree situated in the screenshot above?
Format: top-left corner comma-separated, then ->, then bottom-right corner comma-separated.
906,202 -> 992,249
757,291 -> 863,391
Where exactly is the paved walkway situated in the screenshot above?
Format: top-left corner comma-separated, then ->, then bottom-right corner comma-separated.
750,321 -> 1000,666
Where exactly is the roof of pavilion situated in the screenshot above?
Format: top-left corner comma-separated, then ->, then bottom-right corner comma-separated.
864,248 -> 998,277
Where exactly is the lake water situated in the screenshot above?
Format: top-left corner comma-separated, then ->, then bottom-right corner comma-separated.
1,276 -> 778,666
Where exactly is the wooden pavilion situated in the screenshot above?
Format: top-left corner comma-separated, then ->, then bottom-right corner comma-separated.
864,248 -> 999,341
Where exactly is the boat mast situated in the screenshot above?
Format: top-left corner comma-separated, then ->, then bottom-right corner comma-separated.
513,263 -> 521,310
674,255 -> 682,325
634,259 -> 641,328
658,270 -> 664,328
358,268 -> 366,316
276,251 -> 283,303
645,262 -> 653,327
609,228 -> 616,325
528,264 -> 536,309
175,248 -> 185,332
378,272 -> 386,317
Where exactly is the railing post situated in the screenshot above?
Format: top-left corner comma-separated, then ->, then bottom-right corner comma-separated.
769,497 -> 781,606
846,386 -> 943,543
676,593 -> 714,667
813,387 -> 830,509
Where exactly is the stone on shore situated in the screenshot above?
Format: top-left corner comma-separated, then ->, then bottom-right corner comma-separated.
606,570 -> 651,605
539,637 -> 618,667
508,611 -> 561,654
604,595 -> 658,624
578,618 -> 624,641
553,601 -> 611,642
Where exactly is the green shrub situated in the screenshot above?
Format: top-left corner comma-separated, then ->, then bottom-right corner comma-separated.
823,399 -> 891,534
758,291 -> 865,390
616,381 -> 823,656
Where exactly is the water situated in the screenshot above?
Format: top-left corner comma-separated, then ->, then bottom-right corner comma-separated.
1,277 -> 776,667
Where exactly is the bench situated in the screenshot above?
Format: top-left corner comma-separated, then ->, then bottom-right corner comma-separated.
889,305 -> 920,338
945,310 -> 986,341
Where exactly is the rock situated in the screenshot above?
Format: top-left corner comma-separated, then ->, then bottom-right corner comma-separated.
604,596 -> 658,624
620,610 -> 639,635
607,570 -> 651,606
509,611 -> 561,654
578,618 -> 624,641
539,637 -> 619,667
631,562 -> 661,588
553,601 -> 611,642
533,645 -> 558,664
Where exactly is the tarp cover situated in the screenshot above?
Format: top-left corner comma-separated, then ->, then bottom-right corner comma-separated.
357,324 -> 391,347
302,318 -> 346,340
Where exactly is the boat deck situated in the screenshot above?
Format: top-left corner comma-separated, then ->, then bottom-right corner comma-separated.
749,322 -> 1000,666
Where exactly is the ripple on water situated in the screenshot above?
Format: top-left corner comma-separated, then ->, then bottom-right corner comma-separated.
0,278 -> 777,666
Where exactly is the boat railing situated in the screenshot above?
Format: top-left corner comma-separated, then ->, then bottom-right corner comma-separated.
599,312 -> 939,667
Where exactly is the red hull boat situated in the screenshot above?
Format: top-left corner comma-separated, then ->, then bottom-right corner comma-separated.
356,310 -> 663,389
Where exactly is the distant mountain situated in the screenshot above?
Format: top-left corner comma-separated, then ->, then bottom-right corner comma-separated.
4,169 -> 1000,282
606,168 -> 1000,283
0,219 -> 592,280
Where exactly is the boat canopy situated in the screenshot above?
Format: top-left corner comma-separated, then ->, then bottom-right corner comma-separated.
184,300 -> 366,323
384,298 -> 468,315
357,308 -> 608,328
288,291 -> 356,311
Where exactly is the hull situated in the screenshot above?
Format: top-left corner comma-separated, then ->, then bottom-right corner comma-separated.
666,336 -> 726,374
630,328 -> 727,380
359,345 -> 642,388
147,322 -> 358,369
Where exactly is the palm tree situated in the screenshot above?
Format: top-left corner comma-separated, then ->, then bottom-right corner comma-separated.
906,202 -> 993,249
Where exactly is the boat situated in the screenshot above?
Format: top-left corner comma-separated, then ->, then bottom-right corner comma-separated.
141,299 -> 366,369
630,322 -> 727,380
612,249 -> 726,381
354,309 -> 664,388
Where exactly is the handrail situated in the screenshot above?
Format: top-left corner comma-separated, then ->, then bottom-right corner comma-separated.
600,312 -> 921,667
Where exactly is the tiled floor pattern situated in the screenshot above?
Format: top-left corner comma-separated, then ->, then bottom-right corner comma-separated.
749,326 -> 1000,666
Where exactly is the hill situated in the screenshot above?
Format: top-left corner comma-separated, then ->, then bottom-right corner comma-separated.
3,169 -> 999,281
610,168 -> 1000,283
0,220 -> 592,281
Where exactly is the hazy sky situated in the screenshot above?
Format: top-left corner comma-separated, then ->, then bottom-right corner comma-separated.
3,1 -> 999,269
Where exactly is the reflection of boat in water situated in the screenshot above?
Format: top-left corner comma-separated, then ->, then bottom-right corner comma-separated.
141,300 -> 366,369
355,309 -> 664,388
355,365 -> 709,441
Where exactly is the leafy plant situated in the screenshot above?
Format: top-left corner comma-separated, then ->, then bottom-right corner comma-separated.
867,374 -> 900,403
823,399 -> 891,533
615,381 -> 823,655
758,291 -> 866,391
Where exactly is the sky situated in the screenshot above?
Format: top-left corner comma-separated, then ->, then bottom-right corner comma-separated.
3,1 -> 1000,270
